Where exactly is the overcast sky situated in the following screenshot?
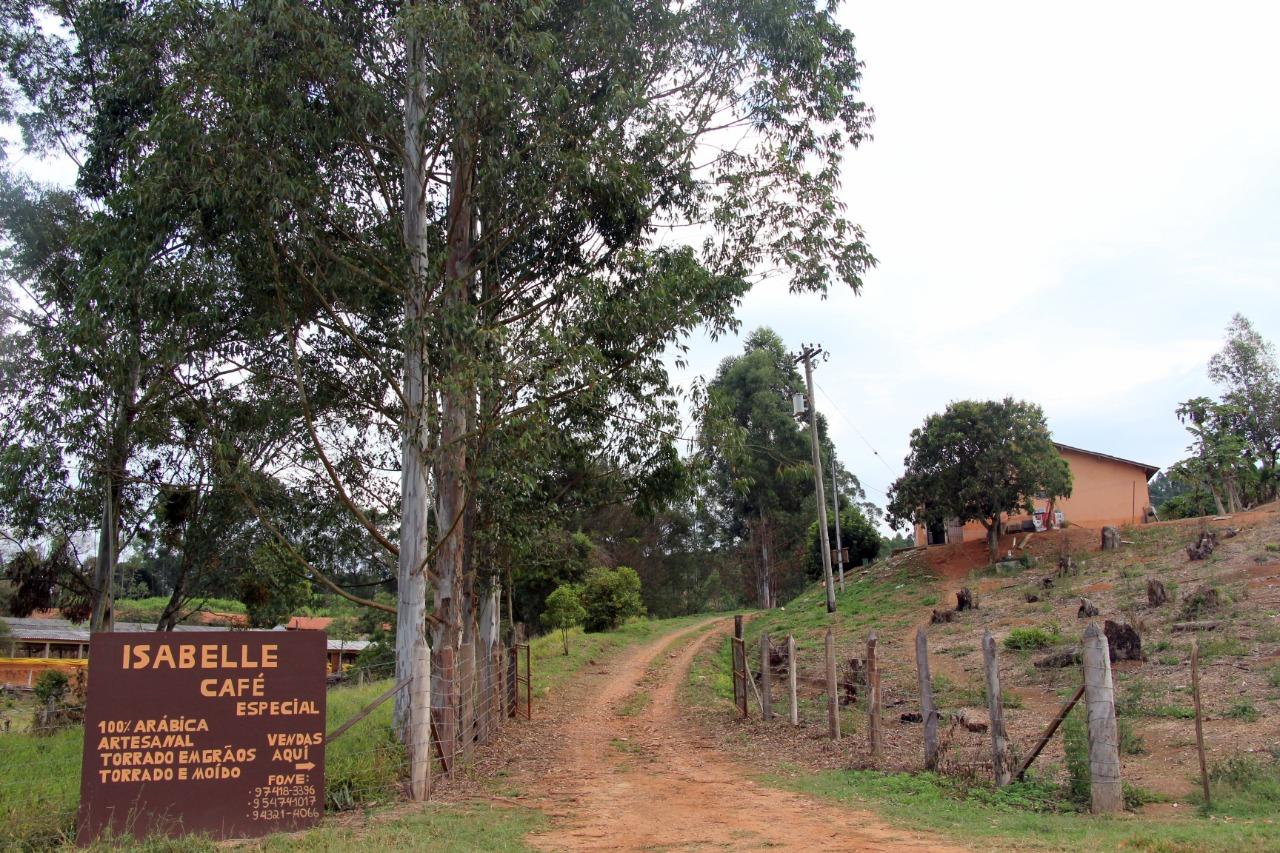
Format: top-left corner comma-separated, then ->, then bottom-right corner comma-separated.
668,0 -> 1280,518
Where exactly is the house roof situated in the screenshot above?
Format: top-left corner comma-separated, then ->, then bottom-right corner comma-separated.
1053,443 -> 1161,480
1,617 -> 369,654
284,616 -> 332,631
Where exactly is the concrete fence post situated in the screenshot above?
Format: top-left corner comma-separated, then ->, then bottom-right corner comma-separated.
1081,622 -> 1123,813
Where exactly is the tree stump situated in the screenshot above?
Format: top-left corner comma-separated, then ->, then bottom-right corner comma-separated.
1180,586 -> 1221,618
1077,598 -> 1099,618
1101,526 -> 1121,550
1147,578 -> 1170,607
1186,530 -> 1217,560
956,588 -> 977,611
1103,620 -> 1142,662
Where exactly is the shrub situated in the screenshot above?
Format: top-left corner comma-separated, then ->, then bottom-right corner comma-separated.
1003,626 -> 1057,651
32,670 -> 68,705
542,584 -> 586,654
580,566 -> 645,633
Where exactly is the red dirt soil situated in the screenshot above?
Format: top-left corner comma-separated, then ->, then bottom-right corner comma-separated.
473,618 -> 965,852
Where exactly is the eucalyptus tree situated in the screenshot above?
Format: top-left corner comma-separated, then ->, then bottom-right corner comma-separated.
81,0 -> 876,745
699,328 -> 817,607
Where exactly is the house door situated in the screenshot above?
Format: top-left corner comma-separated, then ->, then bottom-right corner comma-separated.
926,520 -> 946,545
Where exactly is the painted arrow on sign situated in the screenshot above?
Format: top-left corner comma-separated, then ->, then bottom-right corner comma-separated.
295,762 -> 316,771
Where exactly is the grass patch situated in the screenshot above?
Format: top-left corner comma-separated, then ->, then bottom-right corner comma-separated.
1225,700 -> 1260,722
616,691 -> 650,717
244,802 -> 544,851
1003,626 -> 1058,651
1198,636 -> 1250,661
1201,753 -> 1280,818
530,614 -> 717,699
763,767 -> 1269,851
1147,704 -> 1196,720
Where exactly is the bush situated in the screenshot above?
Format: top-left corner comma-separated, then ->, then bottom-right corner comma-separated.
32,670 -> 68,704
1003,626 -> 1057,651
808,506 -> 881,579
580,566 -> 645,633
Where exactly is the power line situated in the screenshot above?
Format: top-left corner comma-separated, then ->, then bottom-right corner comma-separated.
814,381 -> 896,475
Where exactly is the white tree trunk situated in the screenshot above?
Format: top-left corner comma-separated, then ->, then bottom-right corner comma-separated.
394,17 -> 431,742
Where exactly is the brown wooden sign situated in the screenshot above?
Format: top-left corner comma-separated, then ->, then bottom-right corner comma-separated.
76,631 -> 327,843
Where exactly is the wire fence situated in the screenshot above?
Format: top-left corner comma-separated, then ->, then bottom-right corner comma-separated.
727,617 -> 1172,812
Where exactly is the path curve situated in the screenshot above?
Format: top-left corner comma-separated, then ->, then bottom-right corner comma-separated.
518,617 -> 967,852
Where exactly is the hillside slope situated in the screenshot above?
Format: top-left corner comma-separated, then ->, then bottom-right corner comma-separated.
686,504 -> 1280,850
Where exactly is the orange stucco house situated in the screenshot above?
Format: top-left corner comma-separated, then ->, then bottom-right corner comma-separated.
915,443 -> 1160,546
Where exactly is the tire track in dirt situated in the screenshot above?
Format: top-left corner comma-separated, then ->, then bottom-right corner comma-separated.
520,617 -> 966,852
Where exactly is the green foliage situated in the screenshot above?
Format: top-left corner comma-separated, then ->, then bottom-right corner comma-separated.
580,566 -> 646,633
807,506 -> 881,581
1226,700 -> 1260,722
1204,753 -> 1280,817
1117,716 -> 1146,755
32,670 -> 68,704
542,584 -> 587,654
887,398 -> 1072,561
239,543 -> 313,629
1061,706 -> 1091,806
353,641 -> 395,677
1001,626 -> 1058,651
1198,635 -> 1249,660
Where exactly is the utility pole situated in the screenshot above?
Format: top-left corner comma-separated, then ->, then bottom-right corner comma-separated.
796,344 -> 836,614
831,454 -> 845,592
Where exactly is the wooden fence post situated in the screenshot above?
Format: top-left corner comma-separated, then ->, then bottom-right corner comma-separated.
410,632 -> 432,801
825,627 -> 840,741
915,628 -> 939,770
760,632 -> 773,721
1192,638 -> 1210,808
981,629 -> 1010,786
1081,622 -> 1122,813
787,634 -> 798,726
867,632 -> 882,759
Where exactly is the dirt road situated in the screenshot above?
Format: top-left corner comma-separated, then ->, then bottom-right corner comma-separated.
513,618 -> 965,852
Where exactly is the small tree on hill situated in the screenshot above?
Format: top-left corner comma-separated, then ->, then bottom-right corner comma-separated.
542,585 -> 587,655
580,567 -> 646,633
887,399 -> 1072,563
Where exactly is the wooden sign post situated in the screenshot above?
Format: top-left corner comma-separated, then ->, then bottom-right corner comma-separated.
77,631 -> 327,843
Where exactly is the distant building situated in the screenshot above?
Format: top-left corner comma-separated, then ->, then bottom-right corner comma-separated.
915,443 -> 1160,546
0,617 -> 369,688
